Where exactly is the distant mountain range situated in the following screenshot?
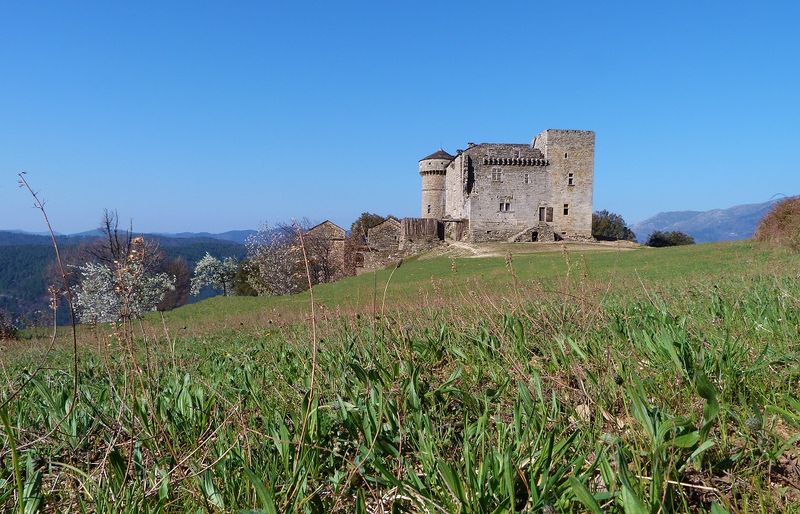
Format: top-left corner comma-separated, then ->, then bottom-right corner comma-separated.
631,198 -> 784,243
0,229 -> 257,246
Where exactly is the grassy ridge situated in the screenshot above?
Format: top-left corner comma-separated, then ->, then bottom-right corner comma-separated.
1,241 -> 799,512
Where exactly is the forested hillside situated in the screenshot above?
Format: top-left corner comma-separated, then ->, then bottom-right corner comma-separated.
0,231 -> 246,325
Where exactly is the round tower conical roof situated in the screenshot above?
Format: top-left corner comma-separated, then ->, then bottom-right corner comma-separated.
419,149 -> 455,162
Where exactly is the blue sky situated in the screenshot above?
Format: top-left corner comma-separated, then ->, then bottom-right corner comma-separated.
2,1 -> 798,233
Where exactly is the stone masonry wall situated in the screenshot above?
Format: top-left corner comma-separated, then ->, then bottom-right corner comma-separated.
533,129 -> 594,238
444,153 -> 469,220
367,218 -> 401,251
459,143 -> 552,243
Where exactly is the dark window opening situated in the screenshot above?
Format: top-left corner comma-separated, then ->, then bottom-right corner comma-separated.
568,173 -> 574,186
564,152 -> 568,159
546,207 -> 553,223
531,231 -> 538,242
466,159 -> 475,194
563,204 -> 569,216
499,202 -> 511,212
427,204 -> 431,214
524,173 -> 530,184
539,206 -> 546,222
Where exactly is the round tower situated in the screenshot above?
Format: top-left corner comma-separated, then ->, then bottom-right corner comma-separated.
418,149 -> 453,219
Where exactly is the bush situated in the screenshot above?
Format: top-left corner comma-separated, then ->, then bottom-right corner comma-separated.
232,260 -> 258,296
592,210 -> 636,241
0,309 -> 17,340
646,230 -> 695,247
753,197 -> 800,251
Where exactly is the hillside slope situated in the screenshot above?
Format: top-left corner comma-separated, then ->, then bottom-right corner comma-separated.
162,240 -> 796,331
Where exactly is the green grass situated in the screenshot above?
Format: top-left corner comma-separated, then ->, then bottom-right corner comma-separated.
1,240 -> 799,512
164,241 -> 792,327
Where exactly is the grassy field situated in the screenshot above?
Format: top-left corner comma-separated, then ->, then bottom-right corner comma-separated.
1,240 -> 799,512
161,241 -> 792,332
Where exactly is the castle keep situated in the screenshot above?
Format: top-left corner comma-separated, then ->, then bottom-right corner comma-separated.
418,129 -> 595,243
338,129 -> 596,274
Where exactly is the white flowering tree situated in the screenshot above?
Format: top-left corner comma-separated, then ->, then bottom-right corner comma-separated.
190,253 -> 238,296
245,224 -> 304,296
73,237 -> 175,324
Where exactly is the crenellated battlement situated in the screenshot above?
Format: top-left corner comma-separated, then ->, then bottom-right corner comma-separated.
482,157 -> 549,166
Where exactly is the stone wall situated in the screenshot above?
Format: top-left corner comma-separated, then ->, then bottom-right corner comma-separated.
460,143 -> 552,243
444,153 -> 469,220
533,129 -> 594,238
359,249 -> 406,274
509,223 -> 556,242
367,218 -> 401,251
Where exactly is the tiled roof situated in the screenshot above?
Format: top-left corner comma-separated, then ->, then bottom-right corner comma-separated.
419,149 -> 455,161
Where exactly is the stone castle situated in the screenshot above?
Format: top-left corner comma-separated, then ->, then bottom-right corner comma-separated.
419,128 -> 595,243
310,129 -> 595,274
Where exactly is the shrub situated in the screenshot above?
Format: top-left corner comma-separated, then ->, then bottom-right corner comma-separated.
0,309 -> 17,340
232,260 -> 258,296
646,230 -> 695,247
157,257 -> 191,311
592,210 -> 636,241
754,197 -> 800,251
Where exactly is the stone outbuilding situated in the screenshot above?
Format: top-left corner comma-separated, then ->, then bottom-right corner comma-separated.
305,220 -> 346,279
366,217 -> 400,251
306,220 -> 346,242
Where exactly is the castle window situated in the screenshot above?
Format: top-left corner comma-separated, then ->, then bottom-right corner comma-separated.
491,168 -> 502,182
568,173 -> 574,186
546,207 -> 553,222
499,202 -> 511,212
564,152 -> 568,159
563,204 -> 569,216
524,173 -> 530,184
427,204 -> 431,214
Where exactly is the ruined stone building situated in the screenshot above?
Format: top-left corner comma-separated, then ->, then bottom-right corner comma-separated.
305,220 -> 346,280
418,129 -> 595,242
